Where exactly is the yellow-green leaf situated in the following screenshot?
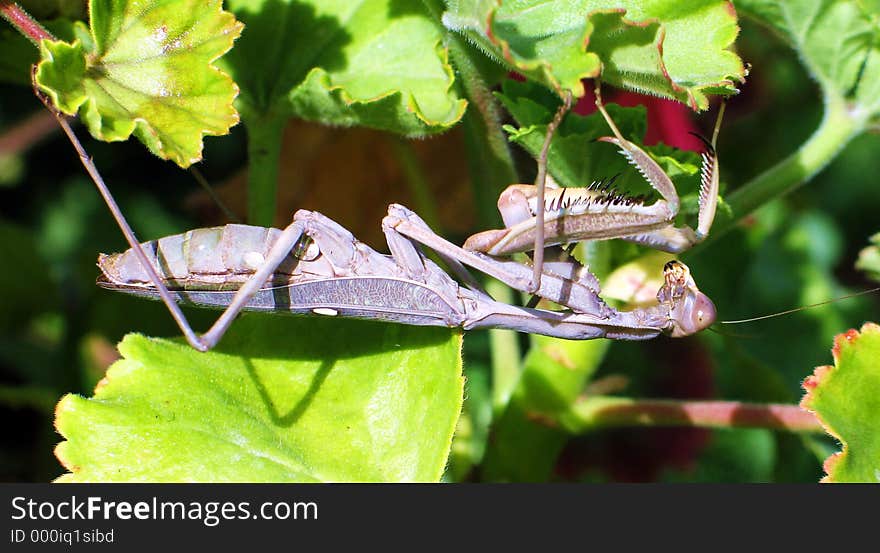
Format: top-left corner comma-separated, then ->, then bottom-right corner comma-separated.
35,0 -> 243,167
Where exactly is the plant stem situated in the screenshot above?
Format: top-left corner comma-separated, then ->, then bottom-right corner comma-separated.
559,396 -> 824,434
0,1 -> 54,44
447,39 -> 518,228
245,116 -> 285,226
699,92 -> 863,247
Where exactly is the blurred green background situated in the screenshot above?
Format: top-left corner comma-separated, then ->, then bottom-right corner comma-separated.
1,15 -> 878,482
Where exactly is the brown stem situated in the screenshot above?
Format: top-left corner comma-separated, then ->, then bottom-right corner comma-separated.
559,396 -> 823,434
0,1 -> 55,45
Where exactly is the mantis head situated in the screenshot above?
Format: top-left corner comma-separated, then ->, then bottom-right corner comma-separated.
659,260 -> 717,337
668,286 -> 716,337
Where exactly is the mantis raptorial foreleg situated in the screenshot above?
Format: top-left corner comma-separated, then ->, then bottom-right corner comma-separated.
464,81 -> 724,262
383,204 -> 614,318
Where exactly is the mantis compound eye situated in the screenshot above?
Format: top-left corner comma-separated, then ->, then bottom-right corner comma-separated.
671,289 -> 716,338
669,289 -> 717,337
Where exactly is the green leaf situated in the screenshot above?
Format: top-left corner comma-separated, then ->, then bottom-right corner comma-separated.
443,0 -> 745,108
856,232 -> 880,282
738,0 -> 880,120
801,323 -> 880,483
222,0 -> 467,136
55,316 -> 464,482
34,0 -> 243,167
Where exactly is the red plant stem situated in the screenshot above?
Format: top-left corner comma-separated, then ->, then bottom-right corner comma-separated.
0,1 -> 55,45
0,110 -> 58,155
562,397 -> 823,434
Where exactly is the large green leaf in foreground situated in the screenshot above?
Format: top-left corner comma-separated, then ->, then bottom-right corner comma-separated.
801,323 -> 880,483
35,0 -> 242,167
55,316 -> 463,482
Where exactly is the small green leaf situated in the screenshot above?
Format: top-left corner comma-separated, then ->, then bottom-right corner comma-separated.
223,0 -> 466,136
34,0 -> 243,167
856,232 -> 880,282
801,323 -> 880,483
443,0 -> 745,108
55,316 -> 463,482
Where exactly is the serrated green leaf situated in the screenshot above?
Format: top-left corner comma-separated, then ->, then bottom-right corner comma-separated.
856,232 -> 880,282
801,323 -> 880,483
738,0 -> 880,119
222,0 -> 466,136
55,316 -> 463,482
445,362 -> 492,481
34,0 -> 243,167
443,0 -> 745,108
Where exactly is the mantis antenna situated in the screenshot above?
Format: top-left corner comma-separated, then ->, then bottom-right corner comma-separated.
719,287 -> 880,324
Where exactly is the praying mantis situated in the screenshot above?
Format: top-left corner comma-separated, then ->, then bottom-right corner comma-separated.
95,82 -> 724,352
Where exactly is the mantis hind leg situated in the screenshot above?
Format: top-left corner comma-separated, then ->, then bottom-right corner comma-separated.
190,218 -> 309,351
